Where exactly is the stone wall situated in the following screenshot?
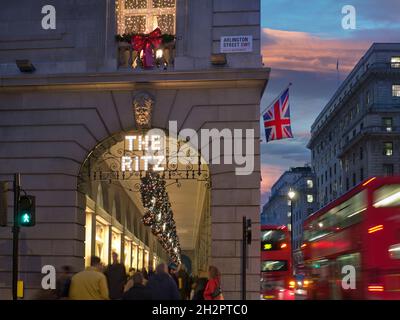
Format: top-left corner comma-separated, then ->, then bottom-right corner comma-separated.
0,69 -> 268,299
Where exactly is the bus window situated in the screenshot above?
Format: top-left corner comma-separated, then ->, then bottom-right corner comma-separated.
373,184 -> 400,208
335,190 -> 366,229
261,230 -> 287,251
304,191 -> 366,242
261,260 -> 288,272
389,244 -> 400,259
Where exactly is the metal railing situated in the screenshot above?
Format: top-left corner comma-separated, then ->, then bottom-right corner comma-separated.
340,125 -> 400,155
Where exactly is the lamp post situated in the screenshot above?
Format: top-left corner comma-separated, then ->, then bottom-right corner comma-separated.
288,188 -> 296,276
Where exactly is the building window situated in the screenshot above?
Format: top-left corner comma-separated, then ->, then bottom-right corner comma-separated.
307,194 -> 314,203
116,0 -> 176,35
306,179 -> 313,188
384,142 -> 393,156
360,168 -> 364,181
391,57 -> 400,68
352,173 -> 356,186
393,85 -> 400,97
383,117 -> 393,132
383,164 -> 394,176
360,147 -> 363,160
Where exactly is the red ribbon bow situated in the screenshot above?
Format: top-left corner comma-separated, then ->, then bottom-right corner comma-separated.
131,28 -> 162,68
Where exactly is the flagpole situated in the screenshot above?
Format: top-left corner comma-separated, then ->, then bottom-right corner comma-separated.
336,59 -> 340,88
260,82 -> 292,116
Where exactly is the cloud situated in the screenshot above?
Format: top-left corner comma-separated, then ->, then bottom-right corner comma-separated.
261,28 -> 370,73
261,163 -> 283,206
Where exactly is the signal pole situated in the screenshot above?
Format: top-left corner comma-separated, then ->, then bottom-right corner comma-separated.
241,217 -> 252,300
12,173 -> 20,300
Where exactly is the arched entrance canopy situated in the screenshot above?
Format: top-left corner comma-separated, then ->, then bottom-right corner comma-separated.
78,129 -> 211,263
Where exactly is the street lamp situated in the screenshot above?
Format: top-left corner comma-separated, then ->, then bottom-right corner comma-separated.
287,188 -> 296,275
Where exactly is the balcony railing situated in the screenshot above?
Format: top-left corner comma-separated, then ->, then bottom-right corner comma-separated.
117,35 -> 176,70
339,125 -> 400,156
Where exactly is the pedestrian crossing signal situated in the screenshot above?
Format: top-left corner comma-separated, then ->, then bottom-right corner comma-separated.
18,195 -> 35,227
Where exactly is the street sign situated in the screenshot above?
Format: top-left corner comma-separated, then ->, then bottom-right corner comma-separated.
220,35 -> 253,53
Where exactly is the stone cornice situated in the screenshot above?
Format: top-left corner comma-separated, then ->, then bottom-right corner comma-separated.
0,68 -> 270,92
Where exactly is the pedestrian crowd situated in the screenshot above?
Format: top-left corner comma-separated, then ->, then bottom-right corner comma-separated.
35,252 -> 224,300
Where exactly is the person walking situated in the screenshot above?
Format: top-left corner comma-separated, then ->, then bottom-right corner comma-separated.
69,256 -> 109,300
191,271 -> 208,300
104,252 -> 127,300
203,266 -> 224,300
55,265 -> 72,299
177,264 -> 190,300
142,267 -> 149,281
168,263 -> 179,288
147,263 -> 180,300
122,272 -> 152,300
148,265 -> 155,279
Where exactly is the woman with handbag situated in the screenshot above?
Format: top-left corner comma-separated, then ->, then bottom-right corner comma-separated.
203,266 -> 224,300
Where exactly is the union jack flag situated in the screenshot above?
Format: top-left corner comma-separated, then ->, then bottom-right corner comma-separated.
262,88 -> 293,142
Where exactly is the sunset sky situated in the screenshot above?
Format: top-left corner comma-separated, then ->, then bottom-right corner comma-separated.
260,0 -> 400,206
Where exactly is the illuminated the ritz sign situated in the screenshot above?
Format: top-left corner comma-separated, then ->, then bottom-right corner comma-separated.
121,134 -> 165,172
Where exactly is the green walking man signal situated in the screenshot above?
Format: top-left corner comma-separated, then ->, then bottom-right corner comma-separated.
18,195 -> 36,227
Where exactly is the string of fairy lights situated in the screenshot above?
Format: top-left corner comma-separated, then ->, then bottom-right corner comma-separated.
140,171 -> 181,264
116,0 -> 176,35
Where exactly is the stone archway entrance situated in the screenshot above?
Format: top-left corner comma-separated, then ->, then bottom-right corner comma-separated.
0,67 -> 267,300
77,128 -> 211,275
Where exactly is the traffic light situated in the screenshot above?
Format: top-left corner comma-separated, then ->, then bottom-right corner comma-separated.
18,195 -> 35,227
246,218 -> 252,245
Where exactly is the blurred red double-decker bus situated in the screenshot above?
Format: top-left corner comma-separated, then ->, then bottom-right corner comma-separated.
260,225 -> 295,300
302,176 -> 400,300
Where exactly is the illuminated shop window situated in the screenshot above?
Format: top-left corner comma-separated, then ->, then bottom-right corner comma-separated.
138,247 -> 144,270
153,256 -> 158,270
307,194 -> 314,203
124,239 -> 132,269
144,250 -> 150,270
85,210 -> 94,267
306,179 -> 313,188
116,0 -> 176,34
112,229 -> 122,258
132,244 -> 138,270
95,220 -> 109,264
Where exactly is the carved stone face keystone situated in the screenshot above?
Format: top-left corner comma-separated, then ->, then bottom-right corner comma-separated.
133,92 -> 154,129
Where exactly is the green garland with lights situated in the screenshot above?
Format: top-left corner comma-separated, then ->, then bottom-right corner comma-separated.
115,33 -> 175,44
140,171 -> 181,263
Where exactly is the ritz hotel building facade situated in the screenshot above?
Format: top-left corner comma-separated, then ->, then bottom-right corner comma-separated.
0,0 -> 269,299
308,43 -> 400,209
